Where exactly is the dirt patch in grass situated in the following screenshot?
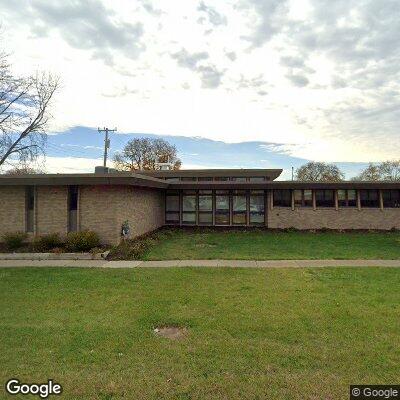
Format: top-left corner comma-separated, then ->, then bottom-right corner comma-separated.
153,326 -> 188,340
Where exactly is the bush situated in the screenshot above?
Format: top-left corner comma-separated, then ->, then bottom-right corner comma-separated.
32,233 -> 63,252
2,232 -> 28,251
65,231 -> 100,252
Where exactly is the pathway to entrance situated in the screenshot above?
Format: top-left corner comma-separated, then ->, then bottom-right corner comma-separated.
0,259 -> 400,268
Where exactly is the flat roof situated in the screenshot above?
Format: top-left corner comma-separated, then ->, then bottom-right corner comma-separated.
0,171 -> 399,189
139,168 -> 283,180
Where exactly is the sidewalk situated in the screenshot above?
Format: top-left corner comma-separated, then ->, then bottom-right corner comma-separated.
0,259 -> 400,268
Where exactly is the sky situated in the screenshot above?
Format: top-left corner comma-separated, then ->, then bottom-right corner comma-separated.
1,0 -> 399,173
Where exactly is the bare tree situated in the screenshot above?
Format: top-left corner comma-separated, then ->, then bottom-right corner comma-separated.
295,161 -> 345,182
354,160 -> 400,181
4,166 -> 45,175
113,137 -> 181,171
0,48 -> 59,169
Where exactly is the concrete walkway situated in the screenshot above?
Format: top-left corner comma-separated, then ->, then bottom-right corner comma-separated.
0,259 -> 400,268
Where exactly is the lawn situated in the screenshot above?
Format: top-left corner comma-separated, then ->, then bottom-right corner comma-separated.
1,267 -> 399,399
143,229 -> 400,260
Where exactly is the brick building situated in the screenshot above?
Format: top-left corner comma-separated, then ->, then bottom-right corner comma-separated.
1,168 -> 399,244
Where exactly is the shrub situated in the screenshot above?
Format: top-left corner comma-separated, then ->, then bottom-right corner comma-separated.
2,232 -> 28,251
65,231 -> 100,252
32,233 -> 63,252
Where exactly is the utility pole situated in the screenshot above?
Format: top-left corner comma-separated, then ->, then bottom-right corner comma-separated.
291,166 -> 294,181
97,127 -> 117,167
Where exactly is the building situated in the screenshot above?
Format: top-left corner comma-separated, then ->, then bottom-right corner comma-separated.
0,168 -> 399,245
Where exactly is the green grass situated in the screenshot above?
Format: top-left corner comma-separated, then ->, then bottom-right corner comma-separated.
143,229 -> 400,260
1,267 -> 400,399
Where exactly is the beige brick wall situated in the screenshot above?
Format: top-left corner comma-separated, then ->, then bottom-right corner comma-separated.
79,185 -> 165,245
0,186 -> 26,236
36,186 -> 68,235
268,207 -> 400,230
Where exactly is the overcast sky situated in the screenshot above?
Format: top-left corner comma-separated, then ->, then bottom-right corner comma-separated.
1,0 -> 399,164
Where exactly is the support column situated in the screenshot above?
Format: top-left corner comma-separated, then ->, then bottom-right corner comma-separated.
312,190 -> 316,210
379,189 -> 384,211
357,190 -> 361,211
291,190 -> 295,211
334,190 -> 338,211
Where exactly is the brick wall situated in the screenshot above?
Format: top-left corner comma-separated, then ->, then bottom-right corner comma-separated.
79,185 -> 165,244
0,186 -> 25,236
36,186 -> 68,235
268,207 -> 400,230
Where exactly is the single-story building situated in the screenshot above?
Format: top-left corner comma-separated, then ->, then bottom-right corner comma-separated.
1,168 -> 399,244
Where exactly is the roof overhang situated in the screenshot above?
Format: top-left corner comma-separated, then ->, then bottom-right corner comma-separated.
0,173 -> 169,189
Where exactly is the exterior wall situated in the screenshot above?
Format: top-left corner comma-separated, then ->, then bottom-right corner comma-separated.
79,185 -> 164,245
0,186 -> 26,236
115,186 -> 165,239
268,208 -> 400,230
36,186 -> 68,235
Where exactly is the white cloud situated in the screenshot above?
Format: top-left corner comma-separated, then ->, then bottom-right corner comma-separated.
0,0 -> 399,163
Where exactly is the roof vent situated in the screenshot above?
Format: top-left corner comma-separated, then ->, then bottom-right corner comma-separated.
95,166 -> 118,174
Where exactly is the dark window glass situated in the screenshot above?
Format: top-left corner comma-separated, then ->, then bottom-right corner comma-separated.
230,177 -> 247,182
181,177 -> 197,181
274,190 -> 291,207
250,193 -> 264,225
182,194 -> 196,224
26,186 -> 35,233
232,193 -> 247,225
198,177 -> 213,181
199,193 -> 213,225
382,190 -> 400,208
68,186 -> 79,232
214,177 -> 229,181
165,177 -> 180,182
166,193 -> 180,224
248,177 -> 265,182
215,194 -> 230,225
294,190 -> 312,207
338,190 -> 357,207
360,190 -> 379,208
315,190 -> 334,207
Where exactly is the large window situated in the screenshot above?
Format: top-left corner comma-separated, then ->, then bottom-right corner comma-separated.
215,190 -> 230,225
338,190 -> 357,207
273,190 -> 291,207
214,177 -> 229,181
25,186 -> 35,233
232,191 -> 247,225
181,177 -> 197,181
294,189 -> 312,207
68,186 -> 79,232
382,190 -> 400,208
315,190 -> 334,207
248,177 -> 265,182
230,177 -> 246,182
198,190 -> 213,225
166,191 -> 180,223
250,191 -> 265,225
182,191 -> 196,224
360,190 -> 379,208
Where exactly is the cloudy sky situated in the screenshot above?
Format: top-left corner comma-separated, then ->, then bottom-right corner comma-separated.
1,0 -> 399,169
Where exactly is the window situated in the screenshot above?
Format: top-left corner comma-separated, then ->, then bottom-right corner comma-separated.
198,190 -> 213,225
215,190 -> 230,225
250,191 -> 264,225
315,190 -> 334,207
338,190 -> 357,207
273,190 -> 291,207
232,191 -> 247,225
294,189 -> 312,207
165,177 -> 180,182
248,177 -> 265,182
214,177 -> 229,181
230,177 -> 246,182
198,177 -> 213,181
182,191 -> 196,224
382,190 -> 400,208
68,186 -> 79,232
360,190 -> 379,208
181,177 -> 197,181
25,186 -> 35,233
166,191 -> 180,223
